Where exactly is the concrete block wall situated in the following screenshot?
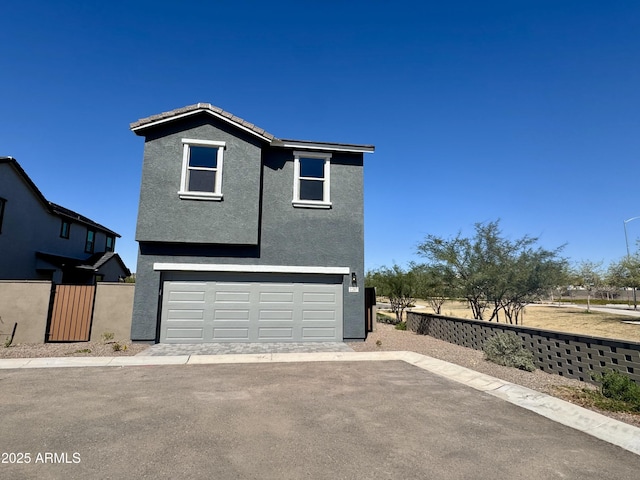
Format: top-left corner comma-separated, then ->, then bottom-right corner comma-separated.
406,311 -> 640,385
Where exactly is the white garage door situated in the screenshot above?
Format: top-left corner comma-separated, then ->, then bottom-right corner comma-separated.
159,272 -> 343,343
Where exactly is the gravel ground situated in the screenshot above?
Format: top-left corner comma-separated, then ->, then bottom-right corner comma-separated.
348,323 -> 640,428
0,340 -> 150,358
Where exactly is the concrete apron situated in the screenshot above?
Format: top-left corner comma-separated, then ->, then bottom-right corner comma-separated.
1,349 -> 639,456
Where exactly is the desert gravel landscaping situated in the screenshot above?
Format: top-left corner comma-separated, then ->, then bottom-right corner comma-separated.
0,340 -> 149,358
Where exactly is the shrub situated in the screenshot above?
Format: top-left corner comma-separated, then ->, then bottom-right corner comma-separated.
377,312 -> 401,325
101,332 -> 115,343
597,370 -> 640,411
483,332 -> 536,372
395,321 -> 407,331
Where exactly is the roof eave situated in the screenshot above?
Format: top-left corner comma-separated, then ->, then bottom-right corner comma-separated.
272,139 -> 375,154
131,108 -> 274,143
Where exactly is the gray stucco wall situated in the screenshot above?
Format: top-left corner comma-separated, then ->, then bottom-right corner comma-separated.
135,117 -> 262,245
0,163 -> 116,280
131,123 -> 366,342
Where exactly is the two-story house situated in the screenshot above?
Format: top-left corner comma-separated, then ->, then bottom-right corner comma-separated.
130,103 -> 374,343
0,157 -> 129,283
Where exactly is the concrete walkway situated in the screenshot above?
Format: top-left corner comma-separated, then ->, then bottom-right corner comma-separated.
1,349 -> 639,457
540,302 -> 640,318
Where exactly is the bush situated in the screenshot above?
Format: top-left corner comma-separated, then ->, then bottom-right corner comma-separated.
597,370 -> 640,411
377,312 -> 401,325
483,332 -> 536,372
101,331 -> 115,342
395,321 -> 407,331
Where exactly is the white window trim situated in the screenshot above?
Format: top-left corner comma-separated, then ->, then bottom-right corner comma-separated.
178,138 -> 225,200
292,151 -> 332,209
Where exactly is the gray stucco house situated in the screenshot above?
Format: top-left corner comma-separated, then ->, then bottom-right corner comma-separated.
130,103 -> 374,343
0,157 -> 130,284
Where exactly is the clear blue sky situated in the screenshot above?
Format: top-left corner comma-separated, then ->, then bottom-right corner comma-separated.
3,1 -> 639,273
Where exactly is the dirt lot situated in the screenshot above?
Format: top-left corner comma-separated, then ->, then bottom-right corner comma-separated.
410,300 -> 640,343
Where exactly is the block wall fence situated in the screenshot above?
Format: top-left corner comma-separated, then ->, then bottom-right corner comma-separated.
406,311 -> 640,385
0,281 -> 133,344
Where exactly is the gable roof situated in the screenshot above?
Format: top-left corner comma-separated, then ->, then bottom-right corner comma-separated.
85,251 -> 131,276
130,103 -> 276,142
0,156 -> 120,237
130,103 -> 375,154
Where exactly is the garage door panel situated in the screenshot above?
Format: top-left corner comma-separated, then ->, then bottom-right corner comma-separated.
301,327 -> 336,340
302,310 -> 336,321
259,291 -> 294,303
160,273 -> 342,343
168,291 -> 206,302
302,292 -> 336,303
167,309 -> 205,320
165,327 -> 205,341
213,309 -> 251,321
215,291 -> 251,303
258,310 -> 294,321
212,328 -> 250,339
258,327 -> 294,339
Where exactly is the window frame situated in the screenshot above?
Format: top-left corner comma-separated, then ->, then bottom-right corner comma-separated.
60,220 -> 71,239
0,197 -> 6,234
292,151 -> 332,209
105,235 -> 115,252
178,138 -> 225,201
85,229 -> 96,254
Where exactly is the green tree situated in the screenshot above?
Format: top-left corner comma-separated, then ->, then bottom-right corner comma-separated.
417,220 -> 566,323
607,256 -> 640,309
571,261 -> 603,312
410,262 -> 457,314
499,249 -> 568,324
366,264 -> 416,323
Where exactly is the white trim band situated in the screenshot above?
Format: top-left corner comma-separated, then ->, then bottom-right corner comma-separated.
153,263 -> 351,275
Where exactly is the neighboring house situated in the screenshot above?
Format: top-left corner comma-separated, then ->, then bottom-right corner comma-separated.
0,157 -> 130,284
130,103 -> 374,343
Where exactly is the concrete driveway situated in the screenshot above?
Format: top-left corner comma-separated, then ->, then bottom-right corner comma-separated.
1,360 -> 639,479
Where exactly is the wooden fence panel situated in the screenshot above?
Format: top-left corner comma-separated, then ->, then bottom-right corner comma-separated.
47,285 -> 96,342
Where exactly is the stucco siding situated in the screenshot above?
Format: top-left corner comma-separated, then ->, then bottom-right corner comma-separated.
131,147 -> 366,341
0,281 -> 50,344
91,283 -> 134,342
135,117 -> 262,245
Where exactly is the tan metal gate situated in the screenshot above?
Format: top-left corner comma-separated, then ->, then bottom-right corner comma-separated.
46,284 -> 96,342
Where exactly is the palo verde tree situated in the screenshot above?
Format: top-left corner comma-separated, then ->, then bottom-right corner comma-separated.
366,264 -> 416,323
410,262 -> 457,314
416,220 -> 566,324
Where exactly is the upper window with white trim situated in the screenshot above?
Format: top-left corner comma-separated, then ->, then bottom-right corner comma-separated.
179,138 -> 225,200
292,151 -> 331,208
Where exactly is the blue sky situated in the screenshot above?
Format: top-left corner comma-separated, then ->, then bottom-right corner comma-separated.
2,1 -> 639,273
